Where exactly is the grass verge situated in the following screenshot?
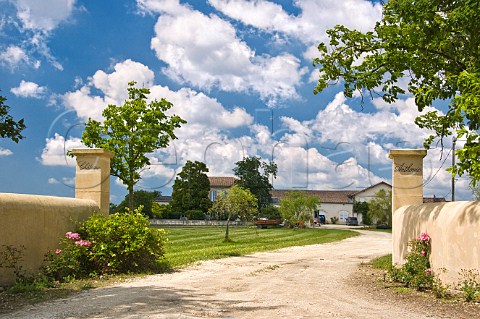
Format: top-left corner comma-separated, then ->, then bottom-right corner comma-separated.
371,253 -> 392,270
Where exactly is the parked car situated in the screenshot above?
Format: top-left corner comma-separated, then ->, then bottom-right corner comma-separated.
318,214 -> 326,224
346,217 -> 358,226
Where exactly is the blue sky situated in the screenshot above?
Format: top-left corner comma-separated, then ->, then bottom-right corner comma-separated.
0,0 -> 473,203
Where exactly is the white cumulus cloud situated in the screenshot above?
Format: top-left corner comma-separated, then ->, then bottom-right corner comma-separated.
0,45 -> 40,69
11,80 -> 46,98
3,0 -> 78,70
59,59 -> 254,180
63,59 -> 155,121
39,133 -> 84,166
145,1 -> 305,105
48,177 -> 60,184
13,0 -> 76,32
0,148 -> 13,156
210,0 -> 382,43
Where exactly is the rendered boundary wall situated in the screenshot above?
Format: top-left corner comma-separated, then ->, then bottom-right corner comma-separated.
0,193 -> 99,286
393,201 -> 480,285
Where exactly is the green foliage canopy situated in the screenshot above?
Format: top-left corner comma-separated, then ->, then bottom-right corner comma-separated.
0,94 -> 25,143
353,201 -> 371,225
367,189 -> 392,227
171,160 -> 212,214
313,0 -> 480,185
115,190 -> 160,218
81,81 -> 186,210
279,191 -> 319,227
233,156 -> 277,211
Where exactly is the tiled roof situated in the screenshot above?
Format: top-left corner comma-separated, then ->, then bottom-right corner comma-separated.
208,176 -> 237,187
352,181 -> 392,196
271,189 -> 355,204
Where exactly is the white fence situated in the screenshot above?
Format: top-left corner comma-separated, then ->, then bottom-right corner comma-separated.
150,219 -> 251,226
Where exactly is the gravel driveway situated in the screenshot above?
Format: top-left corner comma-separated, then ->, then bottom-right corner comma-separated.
3,229 -> 448,319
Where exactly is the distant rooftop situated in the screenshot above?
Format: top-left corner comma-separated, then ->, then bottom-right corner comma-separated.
208,176 -> 237,187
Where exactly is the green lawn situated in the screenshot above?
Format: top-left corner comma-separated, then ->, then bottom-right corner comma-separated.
158,226 -> 359,269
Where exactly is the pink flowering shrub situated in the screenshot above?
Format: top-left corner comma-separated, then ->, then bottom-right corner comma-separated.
66,232 -> 80,240
417,232 -> 430,241
44,231 -> 94,281
44,207 -> 166,281
74,240 -> 92,247
389,232 -> 433,290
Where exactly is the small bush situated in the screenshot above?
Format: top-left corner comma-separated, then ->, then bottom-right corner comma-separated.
45,208 -> 167,281
330,216 -> 338,224
432,269 -> 450,299
0,245 -> 26,281
388,232 -> 433,290
458,269 -> 480,302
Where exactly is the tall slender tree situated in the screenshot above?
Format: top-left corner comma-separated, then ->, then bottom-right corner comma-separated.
233,156 -> 277,213
81,81 -> 186,211
209,185 -> 257,240
171,160 -> 212,214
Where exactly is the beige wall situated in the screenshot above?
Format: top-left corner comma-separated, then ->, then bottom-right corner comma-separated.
353,183 -> 392,223
354,183 -> 391,202
393,201 -> 480,286
317,203 -> 353,224
0,193 -> 98,286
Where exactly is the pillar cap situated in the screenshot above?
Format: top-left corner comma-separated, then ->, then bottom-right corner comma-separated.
71,148 -> 114,158
389,149 -> 427,159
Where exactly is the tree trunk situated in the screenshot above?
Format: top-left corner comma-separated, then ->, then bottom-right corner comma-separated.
225,218 -> 230,240
128,185 -> 134,212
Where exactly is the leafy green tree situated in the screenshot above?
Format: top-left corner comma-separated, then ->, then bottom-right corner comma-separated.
0,94 -> 25,143
171,160 -> 211,214
151,202 -> 172,219
109,203 -> 118,214
353,201 -> 370,225
279,191 -> 319,228
313,0 -> 480,186
233,156 -> 277,212
81,81 -> 186,210
209,185 -> 257,240
115,190 -> 160,218
367,189 -> 392,227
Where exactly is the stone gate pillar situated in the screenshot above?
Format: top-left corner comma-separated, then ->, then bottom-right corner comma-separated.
389,149 -> 427,264
71,148 -> 114,215
388,149 -> 427,214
